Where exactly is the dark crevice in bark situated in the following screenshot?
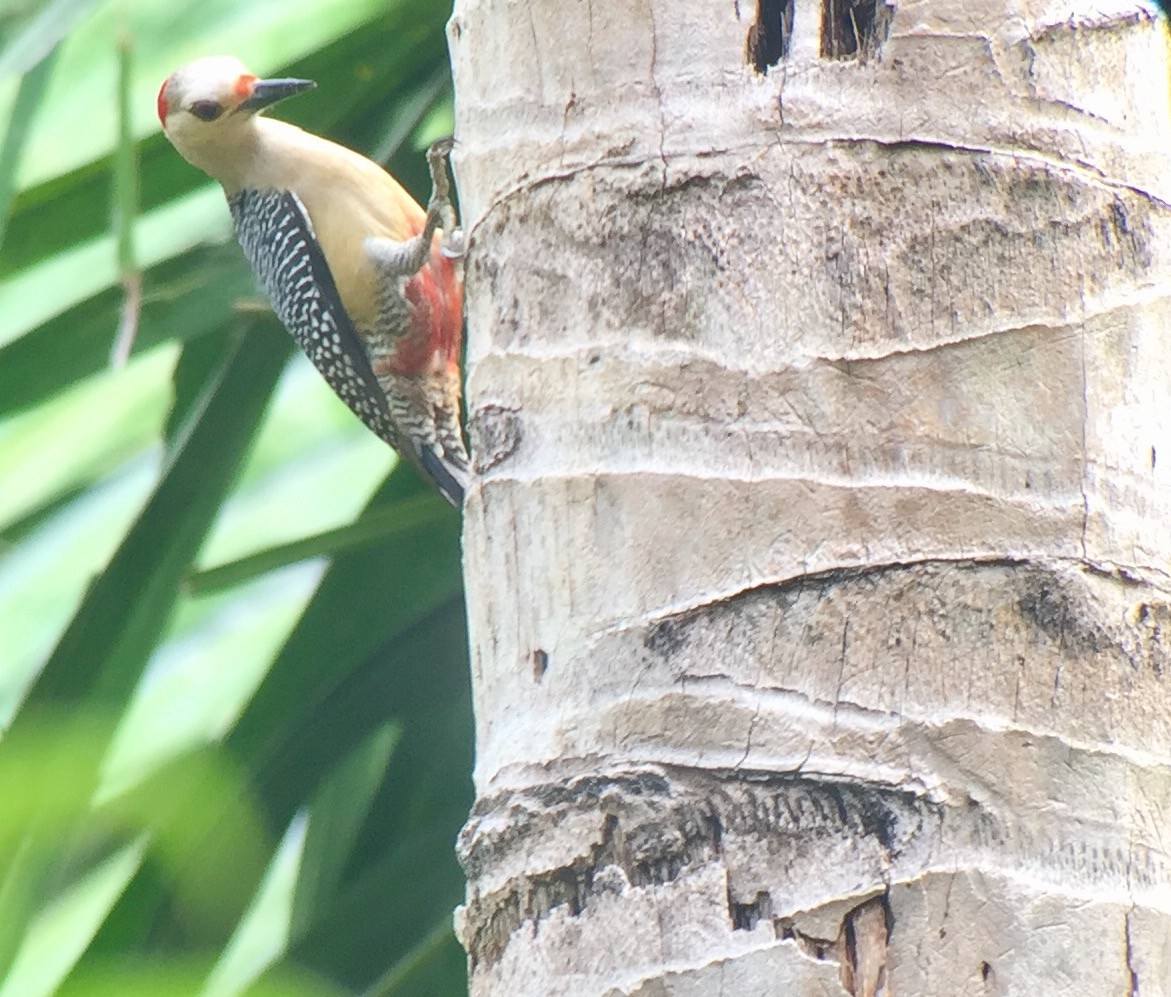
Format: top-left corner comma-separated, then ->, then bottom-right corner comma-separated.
821,0 -> 894,60
772,891 -> 891,990
1104,196 -> 1155,269
729,889 -> 773,930
840,893 -> 892,996
778,915 -> 839,961
746,0 -> 794,73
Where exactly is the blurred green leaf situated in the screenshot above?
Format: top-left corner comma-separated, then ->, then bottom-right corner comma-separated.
113,32 -> 137,278
0,184 -> 229,351
20,319 -> 291,717
363,921 -> 458,997
0,839 -> 145,997
227,470 -> 463,797
0,324 -> 290,975
0,714 -> 124,978
0,1 -> 470,993
0,246 -> 251,421
112,31 -> 141,366
260,602 -> 472,989
0,0 -> 100,78
102,748 -> 272,939
99,565 -> 326,802
0,716 -> 272,983
209,723 -> 401,994
283,824 -> 466,991
0,45 -> 57,246
369,64 -> 449,165
206,813 -> 309,997
59,959 -> 345,997
291,723 -> 401,941
0,345 -> 172,537
187,493 -> 446,595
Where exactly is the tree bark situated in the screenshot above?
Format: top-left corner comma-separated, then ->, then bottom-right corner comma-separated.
450,1 -> 1171,993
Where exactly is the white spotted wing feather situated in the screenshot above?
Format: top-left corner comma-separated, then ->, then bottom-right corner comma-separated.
229,188 -> 394,443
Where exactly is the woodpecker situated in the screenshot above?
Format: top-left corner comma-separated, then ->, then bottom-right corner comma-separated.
157,56 -> 468,505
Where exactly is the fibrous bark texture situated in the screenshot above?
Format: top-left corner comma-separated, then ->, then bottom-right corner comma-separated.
450,1 -> 1171,993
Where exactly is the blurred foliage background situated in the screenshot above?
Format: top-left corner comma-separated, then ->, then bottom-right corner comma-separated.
0,0 -> 471,994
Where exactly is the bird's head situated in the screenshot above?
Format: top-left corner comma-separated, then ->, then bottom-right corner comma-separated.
158,56 -> 314,174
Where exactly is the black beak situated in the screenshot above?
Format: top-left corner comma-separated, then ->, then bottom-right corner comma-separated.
239,78 -> 315,113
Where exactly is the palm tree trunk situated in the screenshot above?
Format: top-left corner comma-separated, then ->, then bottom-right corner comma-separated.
451,1 -> 1171,992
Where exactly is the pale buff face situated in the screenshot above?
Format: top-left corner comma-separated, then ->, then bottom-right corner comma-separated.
158,56 -> 259,133
158,55 -> 318,190
157,56 -> 266,178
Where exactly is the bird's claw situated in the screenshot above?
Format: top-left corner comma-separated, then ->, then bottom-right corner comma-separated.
428,137 -> 456,161
441,227 -> 467,259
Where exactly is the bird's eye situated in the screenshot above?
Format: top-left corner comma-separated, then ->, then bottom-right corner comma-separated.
188,101 -> 223,122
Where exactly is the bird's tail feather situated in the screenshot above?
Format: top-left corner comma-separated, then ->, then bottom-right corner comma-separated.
419,445 -> 469,507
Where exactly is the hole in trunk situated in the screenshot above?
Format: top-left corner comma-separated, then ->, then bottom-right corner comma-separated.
821,0 -> 894,59
746,0 -> 795,73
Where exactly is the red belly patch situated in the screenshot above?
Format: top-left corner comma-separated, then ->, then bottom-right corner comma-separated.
388,250 -> 463,376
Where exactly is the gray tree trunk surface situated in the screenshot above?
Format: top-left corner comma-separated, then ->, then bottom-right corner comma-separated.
450,1 -> 1171,993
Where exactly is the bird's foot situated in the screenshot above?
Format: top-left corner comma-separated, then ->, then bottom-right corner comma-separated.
426,138 -> 464,257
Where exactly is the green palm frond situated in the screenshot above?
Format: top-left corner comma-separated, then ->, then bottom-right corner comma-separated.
0,1 -> 469,993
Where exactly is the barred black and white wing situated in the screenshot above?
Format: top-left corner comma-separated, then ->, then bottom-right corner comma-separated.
229,188 -> 394,444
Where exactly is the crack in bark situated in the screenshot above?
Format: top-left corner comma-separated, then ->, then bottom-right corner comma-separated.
458,768 -> 945,970
643,0 -> 668,188
1125,906 -> 1140,996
